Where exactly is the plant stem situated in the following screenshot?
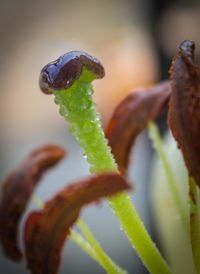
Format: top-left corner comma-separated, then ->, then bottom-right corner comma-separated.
148,121 -> 189,233
109,193 -> 172,274
31,194 -> 45,209
70,230 -> 99,263
54,79 -> 172,274
71,229 -> 127,274
189,177 -> 200,274
78,219 -> 127,274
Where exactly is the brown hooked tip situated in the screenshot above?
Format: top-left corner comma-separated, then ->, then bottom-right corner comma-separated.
168,40 -> 200,187
39,51 -> 105,94
0,144 -> 66,261
179,40 -> 195,59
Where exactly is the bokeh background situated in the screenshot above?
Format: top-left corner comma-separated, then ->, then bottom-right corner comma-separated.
0,0 -> 200,273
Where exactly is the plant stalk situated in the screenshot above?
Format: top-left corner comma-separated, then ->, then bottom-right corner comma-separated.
78,220 -> 127,274
148,121 -> 189,233
53,79 -> 172,274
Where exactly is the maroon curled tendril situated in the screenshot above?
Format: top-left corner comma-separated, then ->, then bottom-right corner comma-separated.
24,173 -> 131,274
39,51 -> 105,94
106,81 -> 171,174
168,40 -> 200,187
0,144 -> 65,261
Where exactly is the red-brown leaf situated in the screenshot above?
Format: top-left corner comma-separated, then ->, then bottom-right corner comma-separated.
24,173 -> 131,274
106,81 -> 170,174
0,144 -> 65,261
168,40 -> 200,187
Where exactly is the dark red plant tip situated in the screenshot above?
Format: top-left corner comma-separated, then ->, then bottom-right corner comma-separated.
0,144 -> 65,261
24,173 -> 131,274
106,81 -> 171,174
168,40 -> 200,187
39,51 -> 105,94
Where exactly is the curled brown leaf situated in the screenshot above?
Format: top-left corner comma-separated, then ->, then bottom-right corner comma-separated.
24,173 -> 131,274
106,81 -> 170,174
168,40 -> 200,187
0,144 -> 65,261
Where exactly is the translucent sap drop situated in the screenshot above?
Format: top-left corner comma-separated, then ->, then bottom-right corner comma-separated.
54,97 -> 60,105
83,121 -> 95,133
96,112 -> 101,122
80,98 -> 92,110
59,105 -> 68,116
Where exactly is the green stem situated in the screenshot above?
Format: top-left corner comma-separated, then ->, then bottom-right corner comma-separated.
109,193 -> 172,274
148,121 -> 189,233
70,230 -> 99,263
78,219 -> 127,274
31,194 -> 45,209
71,229 -> 127,274
54,77 -> 172,274
189,177 -> 200,274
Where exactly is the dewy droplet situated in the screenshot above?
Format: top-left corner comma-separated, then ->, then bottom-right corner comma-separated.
83,121 -> 95,133
78,97 -> 91,111
54,96 -> 60,105
95,112 -> 101,122
59,105 -> 68,116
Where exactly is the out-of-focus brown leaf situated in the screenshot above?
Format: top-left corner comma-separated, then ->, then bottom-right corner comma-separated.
168,40 -> 200,187
106,81 -> 170,174
0,144 -> 65,261
24,173 -> 131,274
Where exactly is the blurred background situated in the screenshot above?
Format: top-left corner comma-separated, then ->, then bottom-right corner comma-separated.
0,0 -> 200,273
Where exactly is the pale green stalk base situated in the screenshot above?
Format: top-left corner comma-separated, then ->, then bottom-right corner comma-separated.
151,130 -> 196,274
109,192 -> 172,274
71,228 -> 128,274
70,230 -> 98,262
148,122 -> 188,233
189,177 -> 200,274
78,220 -> 127,274
31,194 -> 45,209
53,72 -> 172,274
